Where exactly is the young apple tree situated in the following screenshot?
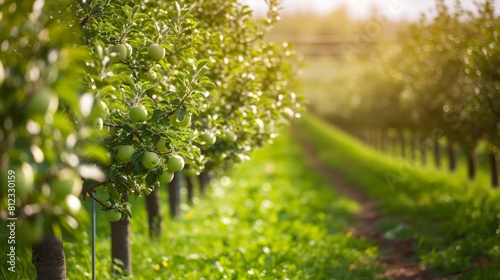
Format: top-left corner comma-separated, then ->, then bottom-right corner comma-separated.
0,0 -> 107,278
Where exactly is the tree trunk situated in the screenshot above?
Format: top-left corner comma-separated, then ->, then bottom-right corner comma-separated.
32,234 -> 66,280
375,129 -> 380,150
370,129 -> 376,149
168,174 -> 181,218
448,140 -> 457,172
367,129 -> 372,147
409,131 -> 416,162
198,172 -> 210,197
466,149 -> 476,180
355,128 -> 361,140
391,136 -> 398,156
186,175 -> 195,205
371,129 -> 377,149
420,137 -> 427,166
489,151 -> 499,188
146,187 -> 162,240
111,194 -> 131,275
400,131 -> 406,158
380,129 -> 386,152
434,137 -> 441,169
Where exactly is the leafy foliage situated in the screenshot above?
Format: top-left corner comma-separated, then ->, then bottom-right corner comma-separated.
0,0 -> 301,245
75,0 -> 302,216
308,0 -> 500,156
0,0 -> 99,242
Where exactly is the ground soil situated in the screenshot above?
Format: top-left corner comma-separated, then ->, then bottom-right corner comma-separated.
293,129 -> 435,280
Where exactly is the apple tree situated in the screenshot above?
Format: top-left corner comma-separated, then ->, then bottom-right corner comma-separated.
0,0 -> 107,278
463,0 -> 500,186
74,0 -> 213,273
1,0 -> 303,278
187,0 -> 302,182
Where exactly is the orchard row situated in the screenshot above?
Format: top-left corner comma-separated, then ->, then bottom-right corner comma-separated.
310,0 -> 499,187
0,0 -> 301,277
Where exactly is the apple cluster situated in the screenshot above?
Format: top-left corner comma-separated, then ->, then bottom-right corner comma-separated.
0,0 -> 301,238
74,2 -> 302,270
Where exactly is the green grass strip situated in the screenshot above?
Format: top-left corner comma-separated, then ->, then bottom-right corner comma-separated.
297,113 -> 500,279
1,129 -> 383,279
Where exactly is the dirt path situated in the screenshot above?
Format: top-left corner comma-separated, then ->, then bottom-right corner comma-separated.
292,128 -> 434,280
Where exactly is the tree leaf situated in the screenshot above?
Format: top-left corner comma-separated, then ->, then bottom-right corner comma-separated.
145,172 -> 157,186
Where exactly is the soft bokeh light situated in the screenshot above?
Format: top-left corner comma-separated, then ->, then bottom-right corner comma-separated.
240,0 -> 481,19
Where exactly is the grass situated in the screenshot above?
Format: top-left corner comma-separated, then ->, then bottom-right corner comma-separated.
296,113 -> 500,279
1,130 -> 381,279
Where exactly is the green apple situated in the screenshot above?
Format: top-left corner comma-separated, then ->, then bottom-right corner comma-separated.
141,152 -> 159,169
168,55 -> 178,65
92,99 -> 109,118
26,89 -> 59,117
155,138 -> 169,153
170,113 -> 191,128
224,130 -> 237,142
0,61 -> 4,86
94,117 -> 103,130
107,209 -> 122,222
255,118 -> 264,132
200,132 -> 216,146
213,153 -> 226,166
148,44 -> 165,61
124,43 -> 133,58
158,170 -> 174,183
129,105 -> 148,122
51,169 -> 82,200
145,69 -> 157,81
167,154 -> 184,173
184,167 -> 197,177
110,44 -> 127,62
117,145 -> 136,162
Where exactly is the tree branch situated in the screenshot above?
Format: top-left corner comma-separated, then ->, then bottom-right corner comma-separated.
81,180 -> 108,195
88,191 -> 113,210
103,123 -> 125,129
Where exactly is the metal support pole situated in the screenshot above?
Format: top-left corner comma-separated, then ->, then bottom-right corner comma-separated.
91,196 -> 96,280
